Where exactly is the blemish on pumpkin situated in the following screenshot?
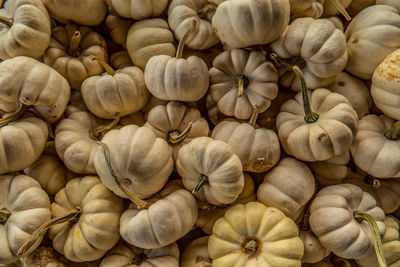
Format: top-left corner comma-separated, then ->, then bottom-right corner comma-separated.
318,133 -> 328,143
352,38 -> 359,44
338,81 -> 345,86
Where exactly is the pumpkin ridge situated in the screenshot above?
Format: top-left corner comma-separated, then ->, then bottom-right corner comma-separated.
145,208 -> 162,247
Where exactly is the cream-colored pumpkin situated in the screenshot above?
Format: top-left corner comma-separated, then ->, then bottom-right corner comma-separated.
120,189 -> 198,249
323,0 -> 351,17
49,176 -> 123,262
21,246 -> 70,267
271,18 -> 348,91
105,15 -> 133,49
177,137 -> 244,205
345,5 -> 400,80
41,0 -> 107,26
348,0 -> 375,15
127,18 -> 176,70
65,91 -> 88,117
0,115 -> 48,174
377,0 -> 400,12
371,49 -> 400,120
180,236 -> 211,267
0,0 -> 51,60
100,242 -> 179,267
209,49 -> 279,120
350,114 -> 400,178
300,231 -> 330,264
309,183 -> 386,259
108,0 -> 168,20
94,125 -> 173,200
289,0 -> 324,20
212,0 -> 290,48
43,24 -> 108,90
0,174 -> 51,265
0,56 -> 70,122
144,101 -> 209,161
110,51 -> 134,70
328,72 -> 372,119
327,16 -> 344,31
209,202 -> 304,267
257,157 -> 316,220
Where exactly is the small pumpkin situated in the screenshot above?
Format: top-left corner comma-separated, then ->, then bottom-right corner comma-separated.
300,231 -> 330,264
180,236 -> 211,267
107,0 -> 168,20
105,14 -> 133,49
289,0 -> 324,20
110,51 -> 134,70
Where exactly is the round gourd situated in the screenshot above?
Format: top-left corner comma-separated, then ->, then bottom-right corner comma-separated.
371,49 -> 400,120
108,0 -> 168,20
289,0 -> 324,20
100,242 -> 179,267
209,202 -> 304,267
105,15 -> 133,49
209,49 -> 279,120
180,236 -> 211,267
176,137 -> 244,205
44,24 -> 108,90
309,183 -> 386,259
0,0 -> 51,60
300,231 -> 330,264
345,5 -> 400,80
0,174 -> 51,265
212,0 -> 290,48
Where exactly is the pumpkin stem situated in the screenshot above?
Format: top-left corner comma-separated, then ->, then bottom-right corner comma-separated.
0,104 -> 28,127
89,55 -> 115,75
384,121 -> 400,140
69,31 -> 81,57
248,106 -> 260,128
90,113 -> 121,140
353,212 -> 387,267
98,142 -> 148,209
176,19 -> 197,59
237,75 -> 249,97
0,208 -> 10,224
242,238 -> 261,258
192,174 -> 208,194
197,3 -> 217,21
329,0 -> 351,21
17,207 -> 82,256
168,121 -> 193,144
0,16 -> 12,27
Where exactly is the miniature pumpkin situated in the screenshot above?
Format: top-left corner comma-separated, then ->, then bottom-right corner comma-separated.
209,202 -> 304,267
49,176 -> 124,262
289,0 -> 324,20
110,51 -> 134,70
212,0 -> 290,48
0,174 -> 51,264
105,15 -> 133,49
345,5 -> 400,80
300,231 -> 330,264
180,236 -> 211,267
0,0 -> 51,60
44,24 -> 108,90
107,0 -> 168,20
209,49 -> 279,120
177,137 -> 244,205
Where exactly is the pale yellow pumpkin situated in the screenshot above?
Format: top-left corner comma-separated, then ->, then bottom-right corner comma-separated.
180,236 -> 211,267
209,202 -> 304,267
289,0 -> 324,20
105,15 -> 133,49
300,231 -> 330,264
0,174 -> 51,265
107,0 -> 168,20
110,51 -> 134,70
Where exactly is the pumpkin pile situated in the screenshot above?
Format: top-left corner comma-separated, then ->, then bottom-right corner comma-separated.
0,0 -> 400,266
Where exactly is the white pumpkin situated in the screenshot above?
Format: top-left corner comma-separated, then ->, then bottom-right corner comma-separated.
180,236 -> 211,267
107,0 -> 168,20
104,15 -> 133,49
289,0 -> 324,20
300,231 -> 330,264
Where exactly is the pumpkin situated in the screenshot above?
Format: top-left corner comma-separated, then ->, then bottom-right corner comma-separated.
110,51 -> 134,70
126,18 -> 176,71
21,246 -> 70,267
100,242 -> 179,267
180,236 -> 211,267
377,0 -> 400,12
142,95 -> 169,120
328,72 -> 372,119
271,17 -> 348,91
94,125 -> 173,200
105,14 -> 133,49
48,176 -> 124,262
176,137 -> 244,205
144,101 -> 209,161
209,48 -> 279,120
371,49 -> 400,120
65,91 -> 88,117
209,202 -> 304,267
348,0 -> 375,15
41,0 -> 107,26
212,0 -> 290,48
0,0 -> 51,60
300,231 -> 330,264
0,174 -> 51,264
289,0 -> 324,20
309,183 -> 386,259
107,0 -> 168,20
345,5 -> 400,80
350,114 -> 400,178
327,16 -> 344,31
168,0 -> 219,50
43,24 -> 108,90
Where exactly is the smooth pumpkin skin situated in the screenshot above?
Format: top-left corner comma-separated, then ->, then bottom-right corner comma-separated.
100,242 -> 179,267
289,0 -> 324,20
177,137 -> 244,205
371,49 -> 400,120
277,88 -> 358,162
350,114 -> 400,178
180,236 -> 211,267
211,120 -> 280,173
0,0 -> 51,60
345,5 -> 400,80
299,231 -> 330,264
49,176 -> 123,262
41,0 -> 107,26
209,49 -> 279,120
44,24 -> 108,90
0,116 -> 48,174
212,0 -> 290,48
309,183 -> 386,259
105,15 -> 133,49
120,189 -> 198,249
108,0 -> 168,20
209,202 -> 304,267
271,18 -> 348,91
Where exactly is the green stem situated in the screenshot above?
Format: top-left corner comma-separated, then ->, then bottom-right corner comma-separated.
0,16 -> 12,27
329,0 -> 351,21
384,121 -> 400,140
192,175 -> 208,194
176,20 -> 197,59
238,76 -> 244,97
90,113 -> 120,140
89,55 -> 115,75
0,104 -> 28,127
0,208 -> 10,224
168,121 -> 193,144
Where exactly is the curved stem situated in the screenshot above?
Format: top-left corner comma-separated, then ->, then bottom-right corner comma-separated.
98,142 -> 148,209
0,208 -> 10,224
89,55 -> 115,75
17,208 -> 82,256
168,122 -> 193,144
329,0 -> 351,21
384,121 -> 400,140
0,104 -> 28,127
176,20 -> 197,59
90,113 -> 120,140
192,175 -> 208,194
248,106 -> 260,128
353,212 -> 387,267
0,16 -> 12,27
69,31 -> 81,57
270,53 -> 293,70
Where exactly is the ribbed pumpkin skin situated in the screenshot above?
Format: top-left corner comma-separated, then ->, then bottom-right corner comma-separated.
109,0 -> 168,20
